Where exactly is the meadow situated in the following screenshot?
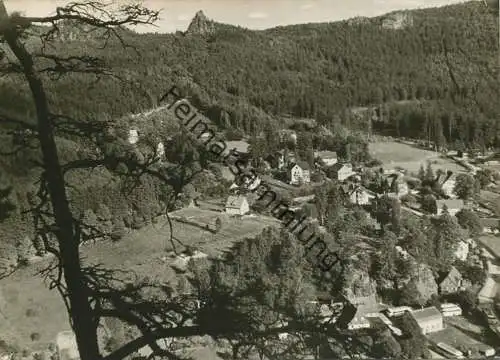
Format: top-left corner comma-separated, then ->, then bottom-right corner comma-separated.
368,141 -> 467,174
0,209 -> 279,352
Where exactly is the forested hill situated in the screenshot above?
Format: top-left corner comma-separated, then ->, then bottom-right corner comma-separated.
0,1 -> 498,145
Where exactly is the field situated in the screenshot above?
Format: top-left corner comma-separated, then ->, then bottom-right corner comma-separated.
478,235 -> 500,259
0,209 -> 280,352
430,325 -> 493,355
368,141 -> 467,174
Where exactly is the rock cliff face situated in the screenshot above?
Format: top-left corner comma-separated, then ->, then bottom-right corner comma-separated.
381,12 -> 414,30
186,10 -> 215,35
344,270 -> 378,306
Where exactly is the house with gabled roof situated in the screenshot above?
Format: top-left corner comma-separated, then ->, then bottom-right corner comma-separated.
439,266 -> 463,294
410,307 -> 443,334
287,161 -> 311,185
314,151 -> 338,167
225,195 -> 249,216
330,163 -> 355,182
436,199 -> 465,216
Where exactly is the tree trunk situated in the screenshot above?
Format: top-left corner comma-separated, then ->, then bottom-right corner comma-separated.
0,3 -> 101,359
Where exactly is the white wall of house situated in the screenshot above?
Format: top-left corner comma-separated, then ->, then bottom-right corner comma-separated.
417,317 -> 443,334
453,241 -> 469,261
226,200 -> 249,216
156,142 -> 165,158
128,129 -> 139,144
338,165 -> 354,181
349,190 -> 370,205
290,165 -> 310,185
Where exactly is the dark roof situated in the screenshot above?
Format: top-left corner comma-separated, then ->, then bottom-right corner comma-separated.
288,161 -> 310,171
315,151 -> 337,159
330,162 -> 352,172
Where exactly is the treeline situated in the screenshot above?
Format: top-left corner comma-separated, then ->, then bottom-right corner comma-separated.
0,1 -> 497,143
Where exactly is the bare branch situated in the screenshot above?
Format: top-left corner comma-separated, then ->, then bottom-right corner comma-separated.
35,53 -> 109,79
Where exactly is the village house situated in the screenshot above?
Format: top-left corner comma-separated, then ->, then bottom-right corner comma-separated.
436,199 -> 465,216
439,303 -> 462,317
225,195 -> 250,216
279,129 -> 297,145
345,185 -> 375,206
314,151 -> 338,167
330,163 -> 355,182
453,240 -> 469,261
128,128 -> 139,145
287,161 -> 311,185
347,309 -> 371,330
439,266 -> 464,294
410,307 -> 444,334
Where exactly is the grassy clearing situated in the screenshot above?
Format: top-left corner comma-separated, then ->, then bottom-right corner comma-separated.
0,209 -> 280,351
478,235 -> 500,259
368,141 -> 466,174
431,326 -> 491,354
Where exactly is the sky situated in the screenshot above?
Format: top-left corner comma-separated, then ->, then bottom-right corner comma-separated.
4,0 -> 469,33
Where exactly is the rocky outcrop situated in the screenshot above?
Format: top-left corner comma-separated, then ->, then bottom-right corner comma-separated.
186,10 -> 215,36
381,12 -> 413,30
414,263 -> 438,302
344,270 -> 378,306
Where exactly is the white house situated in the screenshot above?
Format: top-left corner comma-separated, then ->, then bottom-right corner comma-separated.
436,199 -> 465,216
440,303 -> 462,317
410,307 -> 444,335
331,163 -> 355,182
347,307 -> 371,330
347,316 -> 371,330
315,151 -> 338,167
128,129 -> 139,145
225,195 -> 250,216
288,161 -> 311,185
156,142 -> 165,159
453,240 -> 469,261
439,266 -> 463,294
348,185 -> 375,206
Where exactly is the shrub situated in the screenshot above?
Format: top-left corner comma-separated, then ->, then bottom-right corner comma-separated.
25,308 -> 37,317
30,333 -> 41,341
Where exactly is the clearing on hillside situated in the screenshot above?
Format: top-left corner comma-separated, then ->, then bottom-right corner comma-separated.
368,141 -> 466,174
0,209 -> 280,351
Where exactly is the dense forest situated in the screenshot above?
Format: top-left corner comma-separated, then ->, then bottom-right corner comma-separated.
0,1 -> 498,265
0,1 -> 498,139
